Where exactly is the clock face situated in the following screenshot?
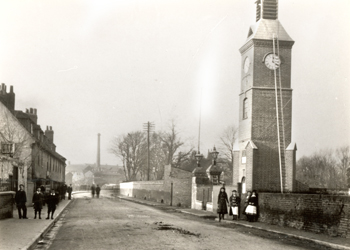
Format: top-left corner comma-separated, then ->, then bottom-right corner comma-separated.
244,57 -> 250,73
264,53 -> 280,70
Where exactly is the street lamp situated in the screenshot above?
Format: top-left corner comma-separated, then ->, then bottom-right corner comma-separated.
208,146 -> 221,185
211,146 -> 219,165
195,152 -> 203,168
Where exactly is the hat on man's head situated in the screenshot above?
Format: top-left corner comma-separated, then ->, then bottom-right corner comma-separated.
19,184 -> 24,187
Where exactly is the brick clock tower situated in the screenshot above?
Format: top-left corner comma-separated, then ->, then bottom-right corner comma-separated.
233,0 -> 297,193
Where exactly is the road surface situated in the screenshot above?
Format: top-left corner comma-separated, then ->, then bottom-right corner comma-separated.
34,192 -> 329,250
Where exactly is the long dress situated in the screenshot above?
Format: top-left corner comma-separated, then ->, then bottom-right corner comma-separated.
217,192 -> 229,214
229,195 -> 240,216
245,194 -> 258,215
243,194 -> 250,215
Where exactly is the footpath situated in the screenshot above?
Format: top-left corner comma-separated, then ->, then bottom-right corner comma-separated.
1,191 -> 349,250
0,192 -> 85,250
113,194 -> 350,250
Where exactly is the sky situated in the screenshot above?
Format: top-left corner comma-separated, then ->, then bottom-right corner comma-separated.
0,0 -> 349,166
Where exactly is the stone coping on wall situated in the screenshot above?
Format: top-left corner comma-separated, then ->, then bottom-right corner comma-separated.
0,191 -> 15,196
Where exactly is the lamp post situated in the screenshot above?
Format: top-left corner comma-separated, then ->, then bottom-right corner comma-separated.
195,152 -> 203,168
209,146 -> 221,185
211,146 -> 219,165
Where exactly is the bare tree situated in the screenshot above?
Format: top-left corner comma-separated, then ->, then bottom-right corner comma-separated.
110,121 -> 193,181
296,149 -> 339,189
0,109 -> 32,183
158,120 -> 193,168
336,146 -> 350,188
109,131 -> 147,181
218,125 -> 238,185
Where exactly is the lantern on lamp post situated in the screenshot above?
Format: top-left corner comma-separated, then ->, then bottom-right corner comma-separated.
195,152 -> 203,168
211,146 -> 219,165
207,146 -> 222,185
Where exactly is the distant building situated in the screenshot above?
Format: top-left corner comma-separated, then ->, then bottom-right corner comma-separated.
66,163 -> 125,189
65,172 -> 73,185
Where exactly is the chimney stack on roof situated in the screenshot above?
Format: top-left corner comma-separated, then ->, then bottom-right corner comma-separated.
0,83 -> 15,111
26,107 -> 38,124
45,126 -> 54,144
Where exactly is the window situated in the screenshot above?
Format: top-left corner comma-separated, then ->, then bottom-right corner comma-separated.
241,150 -> 246,164
1,143 -> 15,156
243,98 -> 248,119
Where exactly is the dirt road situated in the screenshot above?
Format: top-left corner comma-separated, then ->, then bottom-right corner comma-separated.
34,192 -> 329,250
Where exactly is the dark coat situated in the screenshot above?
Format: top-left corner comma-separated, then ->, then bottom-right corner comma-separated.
46,193 -> 59,208
217,191 -> 229,214
62,184 -> 67,194
91,185 -> 96,194
15,190 -> 27,206
248,195 -> 258,206
67,186 -> 73,193
96,186 -> 101,194
32,192 -> 44,210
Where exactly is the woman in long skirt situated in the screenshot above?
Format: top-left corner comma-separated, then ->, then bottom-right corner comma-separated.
245,190 -> 258,222
217,187 -> 229,222
229,190 -> 240,220
243,191 -> 251,219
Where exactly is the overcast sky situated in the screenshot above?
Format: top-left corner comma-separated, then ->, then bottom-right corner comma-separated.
0,0 -> 349,166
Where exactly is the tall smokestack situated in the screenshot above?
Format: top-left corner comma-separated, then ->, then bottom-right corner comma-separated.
97,133 -> 101,171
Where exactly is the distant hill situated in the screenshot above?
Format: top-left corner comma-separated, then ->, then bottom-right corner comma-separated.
66,163 -> 122,173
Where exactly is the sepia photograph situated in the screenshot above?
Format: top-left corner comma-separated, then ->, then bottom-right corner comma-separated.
0,0 -> 349,249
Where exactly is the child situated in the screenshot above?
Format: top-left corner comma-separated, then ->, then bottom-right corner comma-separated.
229,190 -> 240,220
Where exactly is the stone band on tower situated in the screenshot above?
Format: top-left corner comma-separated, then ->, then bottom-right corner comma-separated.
233,0 -> 297,193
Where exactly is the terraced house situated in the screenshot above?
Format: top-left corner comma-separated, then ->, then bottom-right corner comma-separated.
0,83 -> 66,219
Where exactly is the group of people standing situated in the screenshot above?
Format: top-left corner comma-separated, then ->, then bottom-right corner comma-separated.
57,183 -> 72,201
14,183 -> 73,220
217,187 -> 259,222
90,184 -> 101,198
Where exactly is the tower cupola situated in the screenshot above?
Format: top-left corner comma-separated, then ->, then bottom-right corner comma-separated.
256,0 -> 278,22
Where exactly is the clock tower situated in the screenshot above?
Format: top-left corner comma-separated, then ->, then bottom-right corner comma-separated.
233,0 -> 297,192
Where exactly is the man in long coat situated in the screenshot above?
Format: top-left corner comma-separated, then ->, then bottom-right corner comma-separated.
32,187 -> 44,219
61,183 -> 68,200
91,184 -> 96,198
15,184 -> 28,219
96,184 -> 101,198
67,184 -> 73,200
46,189 -> 59,219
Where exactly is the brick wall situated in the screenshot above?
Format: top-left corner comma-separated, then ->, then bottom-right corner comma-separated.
258,193 -> 350,238
0,192 -> 15,219
120,165 -> 192,207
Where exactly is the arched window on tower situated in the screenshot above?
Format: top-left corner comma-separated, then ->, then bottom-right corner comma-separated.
243,98 -> 248,119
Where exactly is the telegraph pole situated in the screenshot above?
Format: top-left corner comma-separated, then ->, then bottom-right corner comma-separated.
143,122 -> 155,181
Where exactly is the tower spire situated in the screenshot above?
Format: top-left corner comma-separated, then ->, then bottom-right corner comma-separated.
256,0 -> 278,22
